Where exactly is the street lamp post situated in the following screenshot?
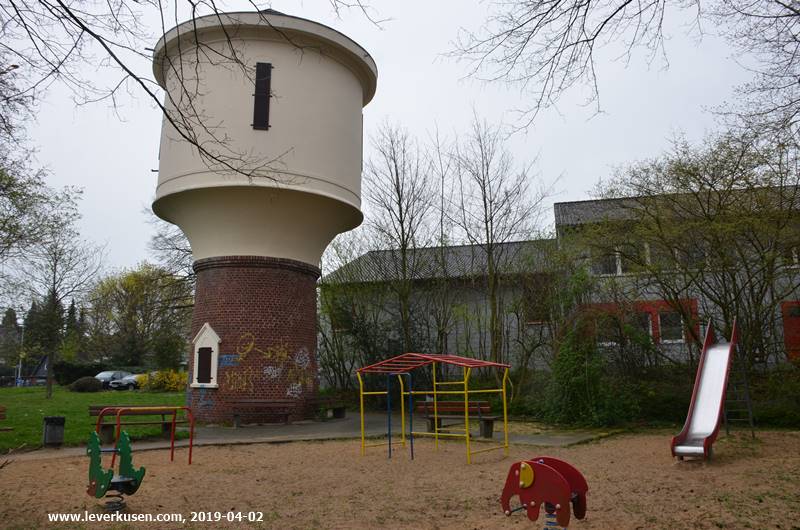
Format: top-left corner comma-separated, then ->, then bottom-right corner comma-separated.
16,317 -> 24,386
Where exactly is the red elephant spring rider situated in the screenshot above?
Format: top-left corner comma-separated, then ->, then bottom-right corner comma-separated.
500,457 -> 588,528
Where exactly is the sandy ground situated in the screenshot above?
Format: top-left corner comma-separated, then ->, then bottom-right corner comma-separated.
0,431 -> 798,529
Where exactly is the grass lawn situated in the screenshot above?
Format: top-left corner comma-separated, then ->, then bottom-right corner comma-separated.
0,385 -> 184,452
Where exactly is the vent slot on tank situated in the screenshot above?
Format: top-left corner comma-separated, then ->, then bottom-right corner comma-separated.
253,62 -> 272,130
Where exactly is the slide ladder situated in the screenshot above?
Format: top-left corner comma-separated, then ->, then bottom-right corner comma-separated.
671,319 -> 738,460
723,347 -> 755,439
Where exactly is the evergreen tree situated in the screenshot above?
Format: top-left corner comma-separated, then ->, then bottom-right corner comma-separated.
23,293 -> 64,395
64,300 -> 78,335
0,308 -> 20,366
61,299 -> 82,361
21,301 -> 46,375
23,301 -> 45,351
38,290 -> 64,356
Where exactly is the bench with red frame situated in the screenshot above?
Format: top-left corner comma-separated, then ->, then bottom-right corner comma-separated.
0,405 -> 11,432
415,400 -> 500,438
89,405 -> 187,443
230,399 -> 297,427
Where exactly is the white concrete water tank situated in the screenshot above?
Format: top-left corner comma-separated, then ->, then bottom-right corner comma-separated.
152,9 -> 377,265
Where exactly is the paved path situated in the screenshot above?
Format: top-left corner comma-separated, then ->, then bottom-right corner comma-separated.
4,413 -> 605,462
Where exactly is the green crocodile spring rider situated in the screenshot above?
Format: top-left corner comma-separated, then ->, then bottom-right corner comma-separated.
86,430 -> 146,511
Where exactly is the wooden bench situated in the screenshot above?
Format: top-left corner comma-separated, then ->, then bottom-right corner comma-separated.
89,405 -> 187,444
415,400 -> 500,439
0,405 -> 12,432
308,397 -> 346,419
230,399 -> 297,428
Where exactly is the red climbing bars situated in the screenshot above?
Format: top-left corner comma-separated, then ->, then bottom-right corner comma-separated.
94,406 -> 195,465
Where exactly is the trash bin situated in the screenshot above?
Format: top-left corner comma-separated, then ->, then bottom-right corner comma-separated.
42,416 -> 65,447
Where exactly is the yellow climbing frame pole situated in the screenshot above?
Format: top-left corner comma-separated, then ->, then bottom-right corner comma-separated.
357,358 -> 510,464
357,371 -> 365,456
502,367 -> 509,456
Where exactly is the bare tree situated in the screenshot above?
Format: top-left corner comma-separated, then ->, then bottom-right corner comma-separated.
147,209 -> 194,283
453,1 -> 800,133
13,217 -> 104,397
0,63 -> 81,276
425,128 -> 458,354
0,1 -> 380,177
451,115 -> 547,364
587,129 -> 800,367
363,121 -> 435,352
318,228 -> 381,390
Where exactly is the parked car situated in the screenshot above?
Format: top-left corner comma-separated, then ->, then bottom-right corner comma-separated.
109,373 -> 145,391
95,371 -> 131,389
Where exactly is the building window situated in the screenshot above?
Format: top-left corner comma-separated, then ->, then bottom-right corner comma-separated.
659,311 -> 684,343
676,242 -> 706,269
252,62 -> 272,130
633,312 -> 653,339
618,242 -> 644,274
596,314 -> 623,346
780,243 -> 799,267
591,252 -> 618,276
647,243 -> 675,269
591,244 -> 646,276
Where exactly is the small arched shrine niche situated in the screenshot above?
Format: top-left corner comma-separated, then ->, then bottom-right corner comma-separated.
191,322 -> 221,388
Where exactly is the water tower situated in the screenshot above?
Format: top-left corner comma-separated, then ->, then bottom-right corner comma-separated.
151,10 -> 377,422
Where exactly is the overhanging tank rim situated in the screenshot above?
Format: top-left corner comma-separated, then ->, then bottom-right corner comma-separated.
152,10 -> 378,104
151,184 -> 364,227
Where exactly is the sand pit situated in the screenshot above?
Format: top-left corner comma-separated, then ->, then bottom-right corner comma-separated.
1,431 -> 798,529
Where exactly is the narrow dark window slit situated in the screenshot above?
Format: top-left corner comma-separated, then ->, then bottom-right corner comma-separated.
197,347 -> 213,384
253,62 -> 272,130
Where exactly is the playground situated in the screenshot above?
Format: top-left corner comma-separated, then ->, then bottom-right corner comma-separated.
0,430 -> 798,528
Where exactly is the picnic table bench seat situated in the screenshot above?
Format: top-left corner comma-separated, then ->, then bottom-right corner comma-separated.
89,405 -> 187,443
308,397 -> 347,419
230,399 -> 297,427
414,400 -> 500,439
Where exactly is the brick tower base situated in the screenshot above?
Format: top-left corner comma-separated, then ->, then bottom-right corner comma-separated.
186,256 -> 320,423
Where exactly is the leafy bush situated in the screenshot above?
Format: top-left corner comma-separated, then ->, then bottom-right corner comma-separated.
634,366 -> 693,424
543,323 -> 639,426
750,364 -> 800,427
142,370 -> 187,392
54,361 -> 109,386
69,376 -> 103,392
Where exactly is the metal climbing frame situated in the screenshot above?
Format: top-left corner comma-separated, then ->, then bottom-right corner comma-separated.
356,353 -> 510,464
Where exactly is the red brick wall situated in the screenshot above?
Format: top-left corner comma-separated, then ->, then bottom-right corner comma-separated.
186,256 -> 320,423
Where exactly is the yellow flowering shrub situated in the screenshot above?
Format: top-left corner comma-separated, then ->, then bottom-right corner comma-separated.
142,370 -> 187,392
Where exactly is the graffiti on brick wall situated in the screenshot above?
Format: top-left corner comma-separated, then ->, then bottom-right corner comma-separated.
286,383 -> 303,399
218,354 -> 239,368
293,347 -> 311,369
197,388 -> 215,409
223,370 -> 257,393
236,332 -> 314,398
263,365 -> 283,379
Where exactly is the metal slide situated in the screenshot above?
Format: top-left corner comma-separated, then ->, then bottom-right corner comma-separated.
671,319 -> 739,460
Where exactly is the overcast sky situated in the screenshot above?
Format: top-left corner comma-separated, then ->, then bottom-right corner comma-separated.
26,1 -> 752,270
